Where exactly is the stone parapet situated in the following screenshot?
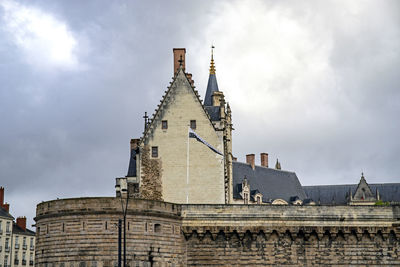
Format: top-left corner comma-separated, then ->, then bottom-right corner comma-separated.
35,198 -> 400,267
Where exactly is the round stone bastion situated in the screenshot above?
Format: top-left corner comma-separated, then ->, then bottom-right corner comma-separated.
35,197 -> 185,267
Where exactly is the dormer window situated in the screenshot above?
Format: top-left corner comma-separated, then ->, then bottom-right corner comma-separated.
162,120 -> 168,129
190,120 -> 196,130
256,196 -> 261,204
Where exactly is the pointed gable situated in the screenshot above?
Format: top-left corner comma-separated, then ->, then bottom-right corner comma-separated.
353,173 -> 376,201
142,66 -> 216,143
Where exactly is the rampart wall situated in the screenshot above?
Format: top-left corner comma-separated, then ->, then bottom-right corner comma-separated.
35,198 -> 400,267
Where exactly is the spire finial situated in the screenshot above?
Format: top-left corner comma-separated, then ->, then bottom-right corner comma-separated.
210,45 -> 216,75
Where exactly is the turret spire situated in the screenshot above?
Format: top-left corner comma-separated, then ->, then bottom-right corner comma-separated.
204,45 -> 219,106
210,45 -> 216,74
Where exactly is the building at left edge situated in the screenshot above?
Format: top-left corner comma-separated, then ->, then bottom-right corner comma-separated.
0,187 -> 35,267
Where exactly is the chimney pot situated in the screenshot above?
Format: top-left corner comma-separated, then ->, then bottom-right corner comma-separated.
173,48 -> 186,75
260,153 -> 269,168
16,217 -> 26,231
246,154 -> 255,170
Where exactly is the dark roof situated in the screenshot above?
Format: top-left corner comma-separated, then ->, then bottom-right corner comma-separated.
13,224 -> 35,236
204,106 -> 221,121
303,183 -> 400,204
0,207 -> 13,219
204,73 -> 219,106
126,148 -> 138,177
232,161 -> 307,202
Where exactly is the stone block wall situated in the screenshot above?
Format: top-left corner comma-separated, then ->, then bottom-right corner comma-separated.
35,198 -> 185,267
36,199 -> 400,266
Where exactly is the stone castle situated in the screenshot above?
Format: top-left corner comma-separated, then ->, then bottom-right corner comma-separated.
35,48 -> 400,266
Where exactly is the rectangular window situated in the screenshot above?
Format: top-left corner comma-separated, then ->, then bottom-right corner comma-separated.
161,120 -> 168,129
151,146 -> 158,158
6,221 -> 10,233
190,120 -> 196,130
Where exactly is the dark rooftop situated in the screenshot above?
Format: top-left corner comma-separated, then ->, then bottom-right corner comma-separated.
303,183 -> 400,205
0,207 -> 13,219
232,161 -> 307,202
204,106 -> 221,121
13,223 -> 35,236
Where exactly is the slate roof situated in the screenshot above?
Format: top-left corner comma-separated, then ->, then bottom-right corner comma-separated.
13,224 -> 35,236
0,207 -> 13,219
126,148 -> 138,177
303,183 -> 400,204
204,73 -> 219,106
232,161 -> 307,202
204,106 -> 221,121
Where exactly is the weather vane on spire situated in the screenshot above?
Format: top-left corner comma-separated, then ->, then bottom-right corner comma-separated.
210,45 -> 216,75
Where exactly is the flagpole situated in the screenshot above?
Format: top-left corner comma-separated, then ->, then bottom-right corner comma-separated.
186,126 -> 190,204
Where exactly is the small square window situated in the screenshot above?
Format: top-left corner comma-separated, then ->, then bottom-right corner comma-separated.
190,120 -> 196,130
162,120 -> 168,129
151,146 -> 158,158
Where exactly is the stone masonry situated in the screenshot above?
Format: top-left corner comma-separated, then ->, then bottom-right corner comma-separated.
35,198 -> 400,267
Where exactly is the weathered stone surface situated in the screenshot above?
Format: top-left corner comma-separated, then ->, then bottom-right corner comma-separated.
35,198 -> 400,266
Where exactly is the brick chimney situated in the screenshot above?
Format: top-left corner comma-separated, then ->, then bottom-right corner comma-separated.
2,203 -> 9,212
0,187 -> 4,206
16,217 -> 26,231
260,153 -> 268,168
246,154 -> 255,170
173,48 -> 186,74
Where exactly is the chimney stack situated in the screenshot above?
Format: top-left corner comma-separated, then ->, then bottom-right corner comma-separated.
260,153 -> 269,168
246,154 -> 255,170
0,187 -> 4,206
173,48 -> 186,75
16,217 -> 26,231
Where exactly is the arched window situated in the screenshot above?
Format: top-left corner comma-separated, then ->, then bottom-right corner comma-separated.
154,224 -> 161,233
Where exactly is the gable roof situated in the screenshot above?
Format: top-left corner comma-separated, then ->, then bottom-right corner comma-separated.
232,161 -> 307,202
141,66 -> 217,143
303,183 -> 400,204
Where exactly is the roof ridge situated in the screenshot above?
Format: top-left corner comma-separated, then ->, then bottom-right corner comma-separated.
233,161 -> 295,174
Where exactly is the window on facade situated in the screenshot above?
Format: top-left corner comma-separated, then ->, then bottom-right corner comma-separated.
6,221 -> 10,233
0,220 -> 2,232
190,120 -> 196,130
23,237 -> 26,246
161,120 -> 168,129
151,146 -> 158,158
5,237 -> 9,249
154,224 -> 161,233
5,255 -> 9,267
30,238 -> 33,247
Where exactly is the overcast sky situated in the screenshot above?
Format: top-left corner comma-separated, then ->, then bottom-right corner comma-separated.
0,0 -> 399,228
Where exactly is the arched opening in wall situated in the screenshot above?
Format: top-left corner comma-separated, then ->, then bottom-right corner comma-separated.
154,224 -> 161,233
